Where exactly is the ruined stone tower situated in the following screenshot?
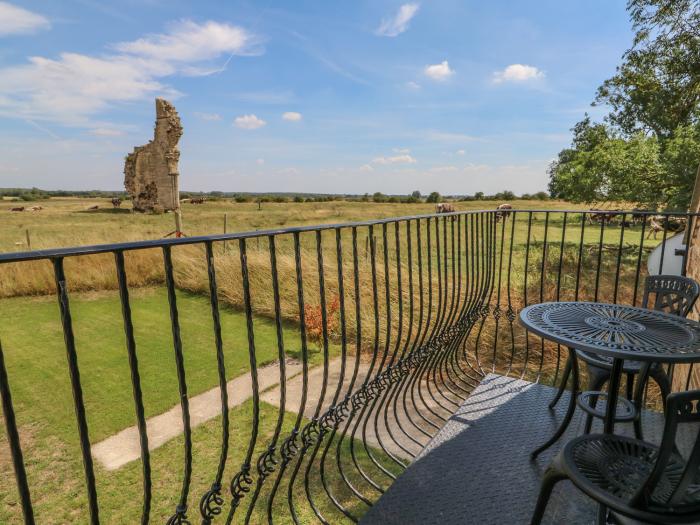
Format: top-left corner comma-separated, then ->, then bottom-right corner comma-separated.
124,98 -> 183,212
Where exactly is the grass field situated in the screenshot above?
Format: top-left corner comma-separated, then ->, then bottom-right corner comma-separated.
0,197 -> 669,523
0,197 -> 583,253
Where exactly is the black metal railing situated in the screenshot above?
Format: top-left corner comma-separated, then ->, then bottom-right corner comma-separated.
0,209 -> 697,524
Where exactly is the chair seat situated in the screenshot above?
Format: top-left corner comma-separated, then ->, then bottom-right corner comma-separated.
560,434 -> 698,520
576,350 -> 662,375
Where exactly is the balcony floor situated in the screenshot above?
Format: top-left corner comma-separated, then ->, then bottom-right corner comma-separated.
360,373 -> 675,525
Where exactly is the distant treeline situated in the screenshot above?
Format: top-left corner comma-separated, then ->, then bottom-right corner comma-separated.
0,187 -> 550,203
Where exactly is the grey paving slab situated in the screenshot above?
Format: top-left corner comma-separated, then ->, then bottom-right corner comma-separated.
361,373 -> 673,525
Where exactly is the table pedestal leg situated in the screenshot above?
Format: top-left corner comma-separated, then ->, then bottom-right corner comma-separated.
604,358 -> 623,434
531,347 -> 579,459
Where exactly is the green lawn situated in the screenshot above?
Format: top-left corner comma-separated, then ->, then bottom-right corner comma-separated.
0,288 -> 339,442
0,289 -> 398,524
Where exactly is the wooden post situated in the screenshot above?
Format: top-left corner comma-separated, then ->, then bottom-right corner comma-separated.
365,235 -> 369,261
673,163 -> 700,391
25,229 -> 31,250
223,213 -> 228,253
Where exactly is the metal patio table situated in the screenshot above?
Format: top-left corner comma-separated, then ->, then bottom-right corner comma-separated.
520,301 -> 700,458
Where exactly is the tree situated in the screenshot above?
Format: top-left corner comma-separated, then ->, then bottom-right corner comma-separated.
474,191 -> 484,200
411,190 -> 422,199
595,0 -> 700,138
372,192 -> 387,202
549,1 -> 700,210
426,191 -> 441,203
494,190 -> 515,201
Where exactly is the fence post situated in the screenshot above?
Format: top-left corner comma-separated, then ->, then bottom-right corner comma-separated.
223,213 -> 228,254
25,229 -> 31,250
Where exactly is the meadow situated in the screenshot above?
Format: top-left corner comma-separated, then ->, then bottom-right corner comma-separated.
0,197 -> 669,523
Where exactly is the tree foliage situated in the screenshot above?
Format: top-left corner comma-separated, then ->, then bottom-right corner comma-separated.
549,0 -> 700,210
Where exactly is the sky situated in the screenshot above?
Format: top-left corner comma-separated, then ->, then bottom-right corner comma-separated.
0,0 -> 632,195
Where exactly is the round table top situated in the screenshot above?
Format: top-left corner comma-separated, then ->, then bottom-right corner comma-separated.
519,301 -> 700,363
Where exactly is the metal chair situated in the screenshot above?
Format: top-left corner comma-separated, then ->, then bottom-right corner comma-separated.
549,275 -> 700,437
531,389 -> 700,525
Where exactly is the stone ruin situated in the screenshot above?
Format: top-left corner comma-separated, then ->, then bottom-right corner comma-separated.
124,98 -> 183,212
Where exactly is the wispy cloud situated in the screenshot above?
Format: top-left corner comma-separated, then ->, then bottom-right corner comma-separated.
372,154 -> 416,165
492,64 -> 544,84
376,3 -> 420,37
282,111 -> 302,121
89,127 -> 125,136
424,60 -> 454,81
290,31 -> 369,85
194,111 -> 222,121
0,20 -> 258,125
0,2 -> 50,36
234,114 -> 266,129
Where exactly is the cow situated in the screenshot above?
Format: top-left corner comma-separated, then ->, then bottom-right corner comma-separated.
87,205 -> 99,211
10,207 -> 24,212
588,208 -> 624,225
28,206 -> 43,211
435,203 -> 455,214
495,203 -> 513,222
630,208 -> 649,226
646,215 -> 687,240
111,198 -> 122,208
190,197 -> 205,204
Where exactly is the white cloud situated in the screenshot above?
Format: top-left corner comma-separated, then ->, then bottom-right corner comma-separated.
424,60 -> 453,81
393,147 -> 411,154
234,114 -> 266,129
456,149 -> 465,155
360,164 -> 374,172
492,64 -> 544,84
405,81 -> 421,90
113,20 -> 252,63
256,158 -> 265,165
372,154 -> 417,165
194,111 -> 222,121
376,3 -> 420,37
0,2 -> 50,36
89,127 -> 125,136
282,111 -> 302,121
279,167 -> 300,175
0,20 -> 257,125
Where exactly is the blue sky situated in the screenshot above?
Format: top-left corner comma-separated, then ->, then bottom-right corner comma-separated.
0,0 -> 631,194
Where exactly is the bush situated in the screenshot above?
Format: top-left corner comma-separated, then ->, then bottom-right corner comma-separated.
426,191 -> 441,203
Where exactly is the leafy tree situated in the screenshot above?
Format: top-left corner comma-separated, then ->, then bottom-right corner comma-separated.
411,190 -> 422,199
549,1 -> 700,210
595,0 -> 700,138
494,190 -> 516,200
474,191 -> 484,200
426,191 -> 441,203
372,192 -> 387,203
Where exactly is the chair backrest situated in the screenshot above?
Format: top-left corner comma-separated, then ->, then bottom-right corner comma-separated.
641,275 -> 700,318
632,389 -> 700,515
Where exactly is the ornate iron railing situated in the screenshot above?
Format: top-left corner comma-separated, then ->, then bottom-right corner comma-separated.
0,209 -> 697,524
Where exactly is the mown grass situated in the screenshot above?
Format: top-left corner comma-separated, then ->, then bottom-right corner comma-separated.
0,289 -> 395,524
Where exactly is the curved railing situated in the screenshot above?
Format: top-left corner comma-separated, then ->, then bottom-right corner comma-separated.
0,209 -> 697,524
